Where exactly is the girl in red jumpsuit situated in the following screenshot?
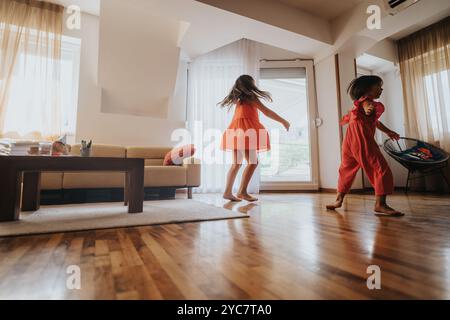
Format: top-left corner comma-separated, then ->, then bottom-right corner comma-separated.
326,75 -> 403,216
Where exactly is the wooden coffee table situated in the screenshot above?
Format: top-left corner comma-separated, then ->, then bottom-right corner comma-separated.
0,156 -> 145,222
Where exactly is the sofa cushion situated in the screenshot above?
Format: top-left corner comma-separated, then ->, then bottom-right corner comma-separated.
127,147 -> 172,159
71,144 -> 126,158
183,158 -> 201,187
62,144 -> 126,189
145,159 -> 164,166
63,172 -> 125,189
41,173 -> 63,190
144,166 -> 186,187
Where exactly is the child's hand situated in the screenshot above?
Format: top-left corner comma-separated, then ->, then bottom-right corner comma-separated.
282,120 -> 291,131
362,102 -> 375,116
387,130 -> 400,140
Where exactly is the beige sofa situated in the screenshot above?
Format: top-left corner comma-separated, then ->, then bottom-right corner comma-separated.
41,144 -> 201,199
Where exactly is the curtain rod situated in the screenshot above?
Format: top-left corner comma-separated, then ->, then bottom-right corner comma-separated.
260,58 -> 314,62
186,57 -> 314,65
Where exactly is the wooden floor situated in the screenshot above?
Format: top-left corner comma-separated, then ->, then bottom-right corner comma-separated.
0,192 -> 449,300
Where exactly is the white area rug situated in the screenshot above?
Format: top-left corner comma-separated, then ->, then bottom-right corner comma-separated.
0,200 -> 247,237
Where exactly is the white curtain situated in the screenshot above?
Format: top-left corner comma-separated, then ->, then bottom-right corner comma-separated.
0,0 -> 64,141
187,39 -> 261,193
398,17 -> 450,191
399,17 -> 450,152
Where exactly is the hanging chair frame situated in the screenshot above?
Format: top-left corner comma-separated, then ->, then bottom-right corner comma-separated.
383,137 -> 450,193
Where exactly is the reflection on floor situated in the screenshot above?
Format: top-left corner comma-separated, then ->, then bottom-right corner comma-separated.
0,192 -> 449,299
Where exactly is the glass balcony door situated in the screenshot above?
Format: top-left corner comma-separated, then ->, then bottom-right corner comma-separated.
258,60 -> 319,190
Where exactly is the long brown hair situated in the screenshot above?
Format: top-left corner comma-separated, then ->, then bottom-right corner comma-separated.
218,75 -> 272,109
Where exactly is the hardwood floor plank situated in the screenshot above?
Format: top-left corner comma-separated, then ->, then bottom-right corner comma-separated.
140,231 -> 208,299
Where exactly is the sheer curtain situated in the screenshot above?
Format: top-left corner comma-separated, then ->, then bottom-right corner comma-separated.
187,39 -> 261,193
0,0 -> 64,140
398,17 -> 450,152
398,17 -> 450,191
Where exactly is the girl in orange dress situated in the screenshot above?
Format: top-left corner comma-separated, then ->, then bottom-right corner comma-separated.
326,75 -> 403,216
220,75 -> 290,202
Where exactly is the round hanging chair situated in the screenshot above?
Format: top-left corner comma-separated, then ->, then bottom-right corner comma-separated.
383,137 -> 450,192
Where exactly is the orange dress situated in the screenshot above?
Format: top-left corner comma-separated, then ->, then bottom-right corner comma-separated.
221,101 -> 271,152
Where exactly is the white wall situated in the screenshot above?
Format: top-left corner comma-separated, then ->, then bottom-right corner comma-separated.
169,59 -> 189,122
64,12 -> 186,147
379,69 -> 408,187
381,70 -> 405,137
259,43 -> 307,60
98,0 -> 182,118
366,40 -> 398,65
315,55 -> 341,189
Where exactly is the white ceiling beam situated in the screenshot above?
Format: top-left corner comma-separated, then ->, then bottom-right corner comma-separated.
196,0 -> 333,45
315,0 -> 450,63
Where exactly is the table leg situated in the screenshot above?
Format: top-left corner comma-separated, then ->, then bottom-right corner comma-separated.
127,165 -> 144,214
22,171 -> 42,212
124,172 -> 129,206
0,167 -> 22,222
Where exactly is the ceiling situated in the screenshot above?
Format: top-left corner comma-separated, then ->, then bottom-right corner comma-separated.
45,0 -> 450,61
356,53 -> 396,74
276,0 -> 364,20
47,0 -> 330,59
51,0 -> 366,20
389,11 -> 450,40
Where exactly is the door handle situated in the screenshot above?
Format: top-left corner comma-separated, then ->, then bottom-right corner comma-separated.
314,118 -> 323,128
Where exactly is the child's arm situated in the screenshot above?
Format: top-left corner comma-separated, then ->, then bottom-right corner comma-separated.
376,121 -> 400,140
255,100 -> 290,131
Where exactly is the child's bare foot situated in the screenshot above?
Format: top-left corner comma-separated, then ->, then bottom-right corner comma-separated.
374,204 -> 404,217
326,200 -> 343,210
237,193 -> 258,202
223,193 -> 242,202
326,192 -> 345,210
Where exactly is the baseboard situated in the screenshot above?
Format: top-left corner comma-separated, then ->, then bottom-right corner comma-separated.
258,188 -> 364,194
261,188 -> 371,194
260,189 -> 319,194
364,186 -> 449,194
319,188 -> 337,193
320,187 -> 420,194
362,187 -> 407,192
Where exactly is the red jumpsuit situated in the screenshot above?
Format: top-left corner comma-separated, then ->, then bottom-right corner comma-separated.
337,96 -> 394,196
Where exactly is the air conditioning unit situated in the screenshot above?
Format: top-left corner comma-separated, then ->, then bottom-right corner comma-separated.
384,0 -> 421,15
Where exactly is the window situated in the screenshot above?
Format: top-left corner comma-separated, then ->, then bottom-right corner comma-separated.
1,35 -> 81,139
424,70 -> 450,136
